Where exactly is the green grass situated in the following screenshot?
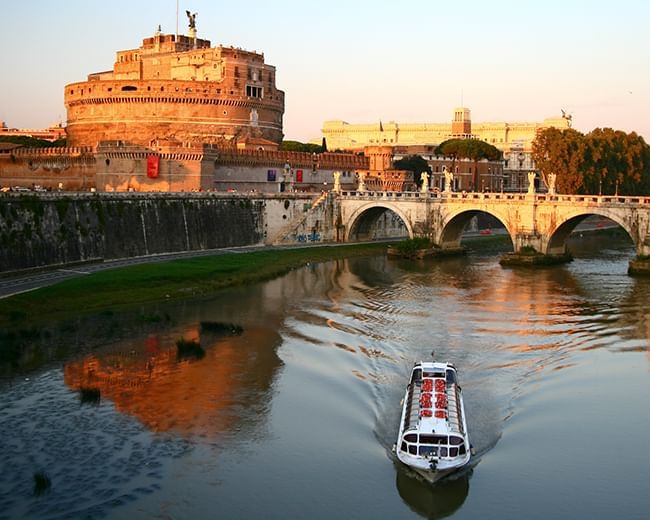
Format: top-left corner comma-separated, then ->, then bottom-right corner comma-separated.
0,243 -> 391,328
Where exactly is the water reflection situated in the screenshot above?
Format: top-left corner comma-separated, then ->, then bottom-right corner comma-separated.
64,325 -> 283,439
396,467 -> 470,519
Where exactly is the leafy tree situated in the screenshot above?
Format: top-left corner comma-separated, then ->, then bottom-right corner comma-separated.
0,135 -> 65,148
280,140 -> 325,153
532,127 -> 650,195
393,155 -> 432,188
435,139 -> 502,189
532,128 -> 586,194
583,128 -> 649,195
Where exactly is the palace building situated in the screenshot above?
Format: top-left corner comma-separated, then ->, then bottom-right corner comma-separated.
320,108 -> 571,192
64,26 -> 285,148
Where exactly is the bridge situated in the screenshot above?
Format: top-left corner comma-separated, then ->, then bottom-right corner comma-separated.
335,191 -> 650,258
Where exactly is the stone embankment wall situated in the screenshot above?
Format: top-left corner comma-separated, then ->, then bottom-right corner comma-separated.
0,192 -> 318,273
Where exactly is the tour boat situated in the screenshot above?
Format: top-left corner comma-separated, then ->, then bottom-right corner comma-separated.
395,361 -> 471,482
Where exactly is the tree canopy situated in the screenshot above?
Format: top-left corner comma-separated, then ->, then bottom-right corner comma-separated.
435,138 -> 502,162
393,155 -> 432,187
0,136 -> 66,148
435,139 -> 502,189
280,140 -> 325,153
531,127 -> 650,195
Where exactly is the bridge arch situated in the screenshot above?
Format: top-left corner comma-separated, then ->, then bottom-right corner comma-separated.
438,208 -> 515,250
544,210 -> 637,255
344,202 -> 413,242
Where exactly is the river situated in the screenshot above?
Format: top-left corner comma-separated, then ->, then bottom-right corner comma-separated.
1,234 -> 649,519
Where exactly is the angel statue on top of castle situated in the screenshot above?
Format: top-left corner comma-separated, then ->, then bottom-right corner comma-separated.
186,11 -> 197,30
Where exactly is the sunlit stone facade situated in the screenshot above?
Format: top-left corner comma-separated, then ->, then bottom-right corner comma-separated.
65,29 -> 284,148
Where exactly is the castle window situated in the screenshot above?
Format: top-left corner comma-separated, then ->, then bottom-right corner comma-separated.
216,88 -> 221,94
234,66 -> 240,77
246,85 -> 263,98
121,85 -> 137,91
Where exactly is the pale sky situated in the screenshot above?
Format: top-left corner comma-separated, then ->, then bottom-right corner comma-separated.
1,0 -> 648,142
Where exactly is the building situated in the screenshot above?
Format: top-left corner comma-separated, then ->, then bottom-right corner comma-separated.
0,121 -> 66,142
65,26 -> 285,148
392,145 -> 504,192
3,24 -> 371,194
320,108 -> 571,191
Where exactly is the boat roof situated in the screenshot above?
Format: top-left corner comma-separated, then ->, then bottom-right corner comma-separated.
403,361 -> 464,437
412,361 -> 456,372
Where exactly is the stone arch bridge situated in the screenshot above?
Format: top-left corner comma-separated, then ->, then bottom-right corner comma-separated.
336,191 -> 650,257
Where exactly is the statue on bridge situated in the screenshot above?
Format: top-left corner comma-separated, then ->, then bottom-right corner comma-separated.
333,171 -> 341,193
547,172 -> 557,195
444,168 -> 454,193
527,171 -> 536,195
420,171 -> 429,193
357,171 -> 366,192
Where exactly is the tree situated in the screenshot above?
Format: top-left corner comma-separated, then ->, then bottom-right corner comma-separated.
532,127 -> 650,195
0,135 -> 65,148
532,128 -> 586,194
393,155 -> 432,188
435,139 -> 502,190
280,140 -> 324,153
583,128 -> 650,195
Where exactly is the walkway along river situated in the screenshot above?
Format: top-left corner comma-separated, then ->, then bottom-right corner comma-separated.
1,234 -> 649,519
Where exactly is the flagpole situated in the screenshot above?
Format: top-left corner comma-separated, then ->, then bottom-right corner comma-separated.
176,0 -> 179,38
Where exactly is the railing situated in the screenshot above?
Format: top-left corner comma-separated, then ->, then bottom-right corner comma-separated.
338,190 -> 650,205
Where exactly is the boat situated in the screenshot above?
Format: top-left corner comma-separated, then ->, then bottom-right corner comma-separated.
395,360 -> 471,482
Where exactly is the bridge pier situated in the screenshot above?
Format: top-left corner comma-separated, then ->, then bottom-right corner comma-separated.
500,232 -> 572,267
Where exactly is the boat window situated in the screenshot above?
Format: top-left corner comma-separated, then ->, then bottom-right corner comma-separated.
400,442 -> 408,452
423,371 -> 444,378
446,369 -> 457,384
449,448 -> 459,457
408,445 -> 417,455
419,434 -> 446,445
449,436 -> 463,445
411,368 -> 422,384
459,444 -> 466,455
404,433 -> 418,443
439,447 -> 448,457
419,446 -> 437,456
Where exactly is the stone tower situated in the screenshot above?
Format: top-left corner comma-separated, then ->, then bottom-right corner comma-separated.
451,107 -> 472,137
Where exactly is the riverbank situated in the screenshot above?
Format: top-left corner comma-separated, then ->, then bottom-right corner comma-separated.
0,242 -> 392,328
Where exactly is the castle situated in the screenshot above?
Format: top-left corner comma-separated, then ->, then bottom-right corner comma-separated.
1,24 -> 364,193
64,27 -> 285,147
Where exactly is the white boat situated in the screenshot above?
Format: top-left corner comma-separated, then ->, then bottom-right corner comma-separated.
395,361 -> 471,482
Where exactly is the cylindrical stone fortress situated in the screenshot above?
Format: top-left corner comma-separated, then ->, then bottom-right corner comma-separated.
65,31 -> 284,148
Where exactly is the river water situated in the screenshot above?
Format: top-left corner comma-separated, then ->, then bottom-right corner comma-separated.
1,235 -> 649,519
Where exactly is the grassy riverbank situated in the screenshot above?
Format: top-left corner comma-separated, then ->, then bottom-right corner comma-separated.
0,243 -> 392,327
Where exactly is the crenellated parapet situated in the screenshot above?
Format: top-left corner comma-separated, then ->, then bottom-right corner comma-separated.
214,148 -> 367,170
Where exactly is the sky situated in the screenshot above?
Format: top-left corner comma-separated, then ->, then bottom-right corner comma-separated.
1,0 -> 649,142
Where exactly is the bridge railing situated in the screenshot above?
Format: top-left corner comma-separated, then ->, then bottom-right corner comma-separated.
338,190 -> 650,205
